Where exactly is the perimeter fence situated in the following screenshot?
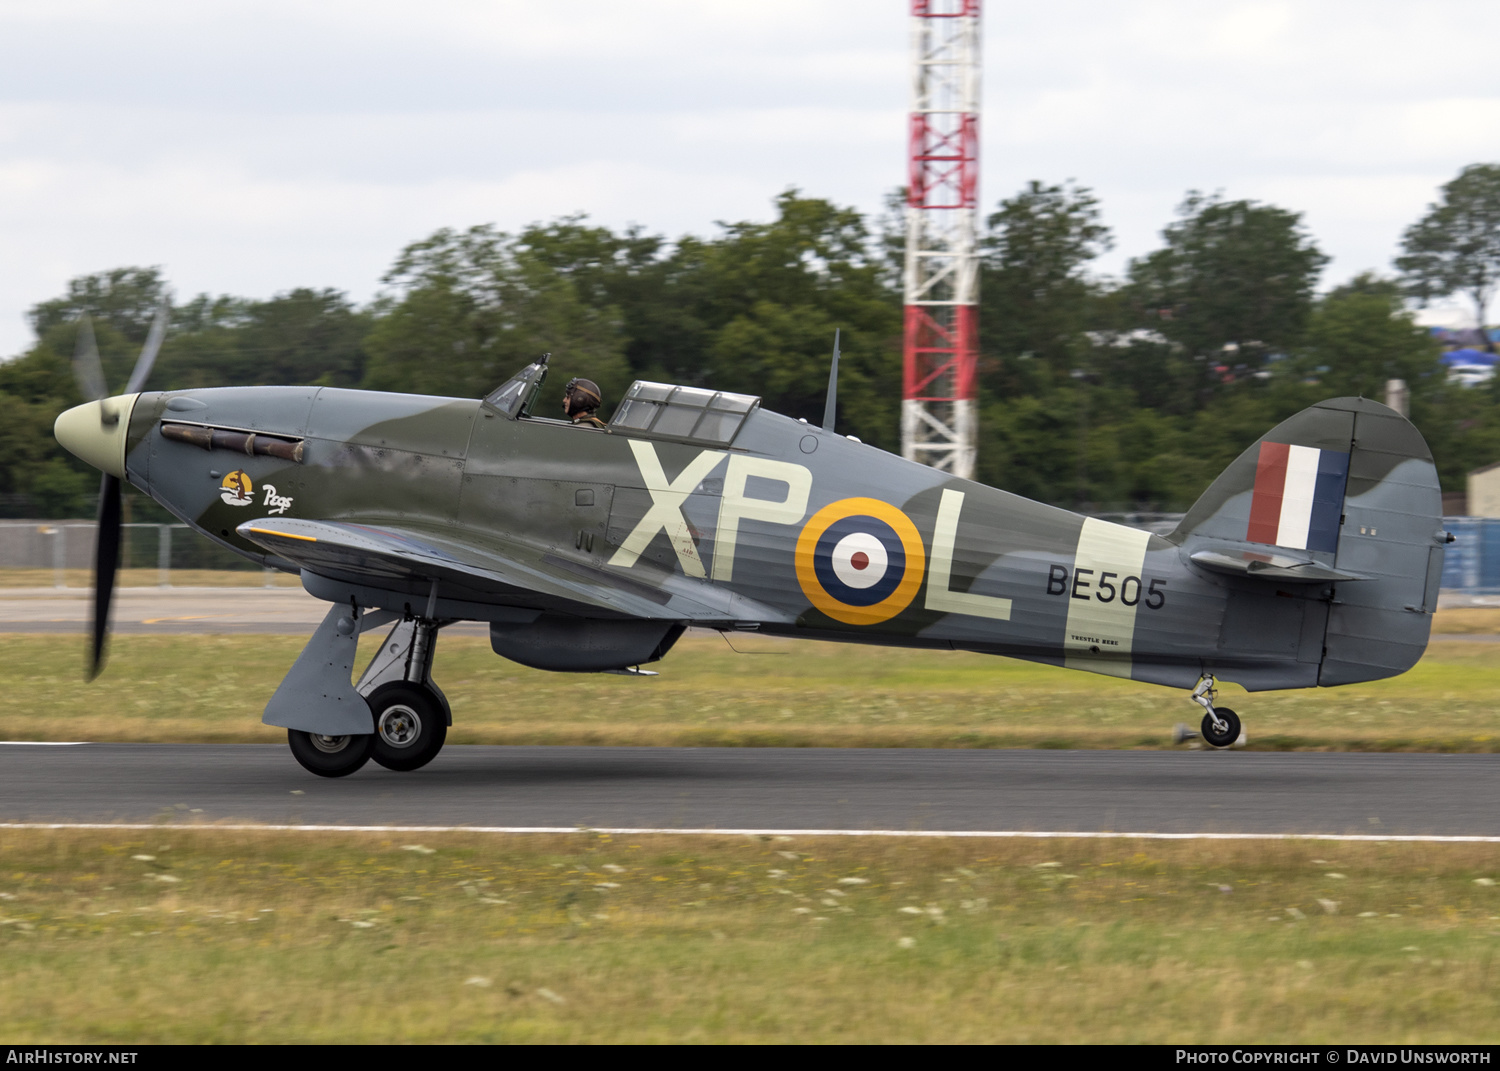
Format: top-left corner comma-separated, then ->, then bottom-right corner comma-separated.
0,521 -> 276,588
1437,517 -> 1500,593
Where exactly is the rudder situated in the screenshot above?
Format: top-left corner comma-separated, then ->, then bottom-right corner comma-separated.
1319,400 -> 1444,684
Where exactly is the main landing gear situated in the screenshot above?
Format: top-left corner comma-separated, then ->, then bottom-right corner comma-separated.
366,681 -> 447,773
1189,673 -> 1242,749
354,614 -> 450,774
279,609 -> 452,779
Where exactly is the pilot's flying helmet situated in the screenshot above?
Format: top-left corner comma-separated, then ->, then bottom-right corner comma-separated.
564,377 -> 602,411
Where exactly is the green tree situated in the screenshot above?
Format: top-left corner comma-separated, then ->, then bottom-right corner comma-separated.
0,344 -> 97,517
1127,192 -> 1329,367
0,270 -> 379,516
1290,273 -> 1441,399
27,267 -> 170,345
362,225 -> 631,415
232,289 -> 370,387
979,180 -> 1113,383
364,193 -> 902,443
1396,163 -> 1500,352
509,216 -> 700,385
689,191 -> 902,444
152,289 -> 371,390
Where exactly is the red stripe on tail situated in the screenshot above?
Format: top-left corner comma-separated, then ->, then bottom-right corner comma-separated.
1246,441 -> 1290,545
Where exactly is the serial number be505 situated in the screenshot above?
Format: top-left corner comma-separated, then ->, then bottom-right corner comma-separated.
1046,565 -> 1166,609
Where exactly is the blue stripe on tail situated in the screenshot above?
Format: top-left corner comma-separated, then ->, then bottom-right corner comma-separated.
1307,450 -> 1350,553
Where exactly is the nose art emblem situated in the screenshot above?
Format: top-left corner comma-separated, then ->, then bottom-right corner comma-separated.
220,470 -> 254,506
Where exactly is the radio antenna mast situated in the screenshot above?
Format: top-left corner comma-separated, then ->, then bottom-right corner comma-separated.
901,0 -> 981,480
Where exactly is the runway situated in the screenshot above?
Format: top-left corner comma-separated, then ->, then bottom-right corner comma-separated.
0,585 -> 326,634
2,744 -> 1498,837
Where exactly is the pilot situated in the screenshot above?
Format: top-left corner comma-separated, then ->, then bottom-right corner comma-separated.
564,377 -> 607,428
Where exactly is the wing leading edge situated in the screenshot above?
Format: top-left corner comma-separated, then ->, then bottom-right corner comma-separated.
236,517 -> 783,624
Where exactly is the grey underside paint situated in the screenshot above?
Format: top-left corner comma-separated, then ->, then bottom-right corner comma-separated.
261,603 -> 372,736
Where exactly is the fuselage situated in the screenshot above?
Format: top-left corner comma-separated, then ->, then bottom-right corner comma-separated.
80,383 -> 1428,693
49,375 -> 1440,693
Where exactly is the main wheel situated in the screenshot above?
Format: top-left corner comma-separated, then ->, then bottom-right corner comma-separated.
367,682 -> 447,772
288,729 -> 372,778
1200,707 -> 1242,749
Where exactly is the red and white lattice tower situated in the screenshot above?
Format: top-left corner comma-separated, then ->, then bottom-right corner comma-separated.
902,0 -> 981,479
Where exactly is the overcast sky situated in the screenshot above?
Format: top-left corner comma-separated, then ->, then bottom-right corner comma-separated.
1,0 -> 1497,357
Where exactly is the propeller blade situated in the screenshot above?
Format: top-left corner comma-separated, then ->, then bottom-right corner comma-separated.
88,473 -> 122,680
71,316 -> 107,403
124,303 -> 169,395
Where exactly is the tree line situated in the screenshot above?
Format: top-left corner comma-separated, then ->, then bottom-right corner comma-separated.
3,164 -> 1498,520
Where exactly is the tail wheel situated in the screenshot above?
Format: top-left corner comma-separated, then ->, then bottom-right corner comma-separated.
367,682 -> 447,772
288,729 -> 372,778
1201,707 -> 1242,749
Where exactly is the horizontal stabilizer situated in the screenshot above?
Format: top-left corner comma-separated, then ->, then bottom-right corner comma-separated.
1189,548 -> 1368,584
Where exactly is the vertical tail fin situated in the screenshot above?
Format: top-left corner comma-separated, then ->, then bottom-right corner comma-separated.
1172,398 -> 1445,686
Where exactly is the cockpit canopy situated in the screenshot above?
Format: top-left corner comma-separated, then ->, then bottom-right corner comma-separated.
481,358 -> 760,445
609,381 -> 759,445
483,355 -> 550,419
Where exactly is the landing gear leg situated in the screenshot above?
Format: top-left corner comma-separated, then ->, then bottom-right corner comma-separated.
357,615 -> 451,772
1190,674 -> 1241,749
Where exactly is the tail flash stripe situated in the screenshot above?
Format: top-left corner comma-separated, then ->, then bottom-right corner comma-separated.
1275,445 -> 1322,550
1247,442 -> 1351,552
1247,441 -> 1289,545
1307,450 -> 1350,554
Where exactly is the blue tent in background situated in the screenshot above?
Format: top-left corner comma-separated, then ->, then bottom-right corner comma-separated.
1441,347 -> 1497,366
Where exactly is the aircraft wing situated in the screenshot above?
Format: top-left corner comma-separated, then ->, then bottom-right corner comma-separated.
235,517 -> 767,623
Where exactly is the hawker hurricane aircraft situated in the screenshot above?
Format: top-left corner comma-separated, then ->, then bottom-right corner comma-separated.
54,320 -> 1449,776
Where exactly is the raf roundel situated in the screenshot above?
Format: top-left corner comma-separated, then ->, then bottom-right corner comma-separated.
795,497 -> 926,625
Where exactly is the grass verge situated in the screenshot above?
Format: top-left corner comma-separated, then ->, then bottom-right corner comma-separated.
2,632 -> 1500,751
0,828 -> 1497,1043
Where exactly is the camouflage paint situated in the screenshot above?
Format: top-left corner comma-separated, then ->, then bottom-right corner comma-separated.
117,383 -> 1442,694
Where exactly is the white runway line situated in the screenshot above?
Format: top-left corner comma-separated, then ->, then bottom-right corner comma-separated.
0,741 -> 90,746
2,823 -> 1500,843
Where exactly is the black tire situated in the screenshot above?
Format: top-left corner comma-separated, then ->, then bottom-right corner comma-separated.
288,729 -> 372,778
1201,707 -> 1242,749
367,682 -> 447,772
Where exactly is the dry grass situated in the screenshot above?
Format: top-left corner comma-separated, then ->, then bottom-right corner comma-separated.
1432,608 -> 1500,634
0,828 -> 1497,1043
2,631 -> 1499,751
